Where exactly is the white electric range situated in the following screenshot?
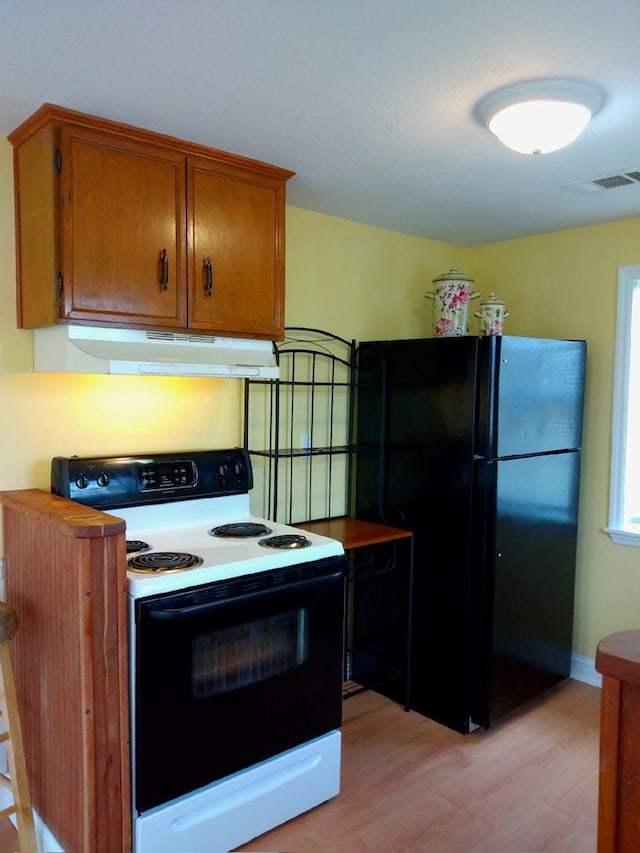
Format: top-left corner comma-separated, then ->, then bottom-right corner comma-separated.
52,448 -> 346,853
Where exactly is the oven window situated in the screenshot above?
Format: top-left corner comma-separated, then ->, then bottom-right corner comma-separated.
191,608 -> 309,698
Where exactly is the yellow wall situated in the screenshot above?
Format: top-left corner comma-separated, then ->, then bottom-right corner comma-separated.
1,129 -> 638,662
286,209 -> 640,661
285,206 -> 461,341
0,137 -> 243,496
471,220 -> 640,660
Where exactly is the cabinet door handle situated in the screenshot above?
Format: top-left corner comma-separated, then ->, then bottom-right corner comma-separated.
160,249 -> 169,291
204,256 -> 213,297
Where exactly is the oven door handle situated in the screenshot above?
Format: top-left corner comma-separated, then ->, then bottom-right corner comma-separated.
146,571 -> 344,621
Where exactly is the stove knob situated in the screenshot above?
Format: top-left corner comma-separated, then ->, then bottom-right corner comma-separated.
75,474 -> 89,490
97,472 -> 110,488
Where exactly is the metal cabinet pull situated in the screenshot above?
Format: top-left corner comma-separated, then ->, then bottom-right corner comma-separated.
204,256 -> 213,297
160,249 -> 169,291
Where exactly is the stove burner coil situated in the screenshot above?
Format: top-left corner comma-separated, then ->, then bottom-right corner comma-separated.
209,522 -> 272,538
126,540 -> 151,554
258,534 -> 312,550
127,552 -> 204,573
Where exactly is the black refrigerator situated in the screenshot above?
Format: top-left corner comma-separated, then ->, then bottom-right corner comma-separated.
354,335 -> 586,733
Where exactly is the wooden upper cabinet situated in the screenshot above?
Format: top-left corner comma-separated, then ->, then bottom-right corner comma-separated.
188,157 -> 286,338
60,125 -> 188,327
9,104 -> 294,339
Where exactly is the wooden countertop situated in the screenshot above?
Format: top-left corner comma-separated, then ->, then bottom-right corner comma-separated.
0,488 -> 125,538
296,516 -> 412,550
596,629 -> 640,688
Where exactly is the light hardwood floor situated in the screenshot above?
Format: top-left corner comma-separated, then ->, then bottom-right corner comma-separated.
0,679 -> 600,852
241,679 -> 600,853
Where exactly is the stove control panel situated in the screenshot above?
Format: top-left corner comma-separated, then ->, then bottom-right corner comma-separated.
136,460 -> 198,491
51,448 -> 253,510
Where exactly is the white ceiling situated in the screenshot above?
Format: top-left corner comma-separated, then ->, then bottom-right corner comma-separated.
1,0 -> 639,246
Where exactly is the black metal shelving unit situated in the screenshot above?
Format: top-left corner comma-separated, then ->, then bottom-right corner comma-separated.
243,327 -> 357,524
243,327 -> 414,710
296,516 -> 414,711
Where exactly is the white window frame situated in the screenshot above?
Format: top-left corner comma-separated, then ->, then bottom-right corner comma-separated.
606,264 -> 640,546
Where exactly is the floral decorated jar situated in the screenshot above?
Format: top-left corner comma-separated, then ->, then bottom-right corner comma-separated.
474,292 -> 509,336
425,267 -> 480,337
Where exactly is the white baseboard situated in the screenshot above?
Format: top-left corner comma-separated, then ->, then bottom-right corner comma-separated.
571,653 -> 602,688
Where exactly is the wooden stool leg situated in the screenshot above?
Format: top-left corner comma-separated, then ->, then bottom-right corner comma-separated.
0,642 -> 36,853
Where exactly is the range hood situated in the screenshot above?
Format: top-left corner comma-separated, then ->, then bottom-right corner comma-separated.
33,325 -> 280,378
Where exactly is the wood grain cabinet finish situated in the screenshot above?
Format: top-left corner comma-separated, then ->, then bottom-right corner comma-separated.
187,156 -> 287,336
0,489 -> 130,853
596,630 -> 640,853
9,103 -> 294,339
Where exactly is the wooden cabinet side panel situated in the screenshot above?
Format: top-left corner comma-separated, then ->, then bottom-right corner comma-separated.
2,505 -> 130,853
617,682 -> 640,851
87,534 -> 131,853
188,158 -> 286,339
597,675 -> 621,853
3,506 -> 91,850
13,123 -> 58,328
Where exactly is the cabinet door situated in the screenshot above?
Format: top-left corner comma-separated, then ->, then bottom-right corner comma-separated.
60,125 -> 188,327
187,158 -> 285,338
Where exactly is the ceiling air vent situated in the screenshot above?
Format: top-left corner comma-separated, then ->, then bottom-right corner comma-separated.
592,175 -> 635,190
566,168 -> 640,193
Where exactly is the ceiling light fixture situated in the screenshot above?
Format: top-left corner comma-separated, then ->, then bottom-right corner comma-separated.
476,79 -> 604,155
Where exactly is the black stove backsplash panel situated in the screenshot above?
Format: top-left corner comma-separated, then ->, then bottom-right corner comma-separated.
51,448 -> 253,510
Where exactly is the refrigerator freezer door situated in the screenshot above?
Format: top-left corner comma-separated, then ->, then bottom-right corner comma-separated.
476,336 -> 586,459
357,337 -> 478,526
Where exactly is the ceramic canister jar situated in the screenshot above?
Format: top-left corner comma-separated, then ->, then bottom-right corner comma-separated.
474,292 -> 509,336
425,267 -> 480,337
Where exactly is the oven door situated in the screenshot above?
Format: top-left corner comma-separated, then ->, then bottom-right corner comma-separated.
133,556 -> 346,813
